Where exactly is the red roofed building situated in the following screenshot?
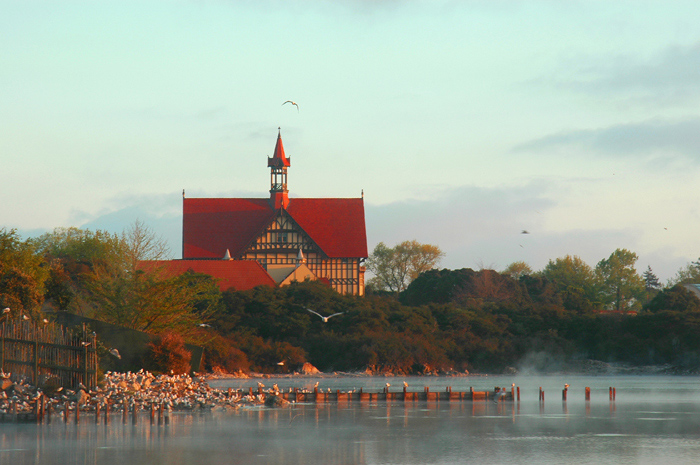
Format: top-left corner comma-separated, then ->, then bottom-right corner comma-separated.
181,129 -> 368,295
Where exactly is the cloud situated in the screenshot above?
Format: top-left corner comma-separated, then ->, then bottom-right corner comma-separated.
556,41 -> 700,106
365,183 -> 693,282
513,118 -> 700,160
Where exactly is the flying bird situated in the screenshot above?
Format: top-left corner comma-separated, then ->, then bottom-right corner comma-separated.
22,314 -> 29,321
521,230 -> 530,234
277,361 -> 285,366
81,341 -> 91,347
2,308 -> 9,314
282,100 -> 299,112
198,323 -> 212,328
109,348 -> 122,359
305,307 -> 344,323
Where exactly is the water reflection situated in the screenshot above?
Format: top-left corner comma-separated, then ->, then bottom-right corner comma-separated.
2,376 -> 700,464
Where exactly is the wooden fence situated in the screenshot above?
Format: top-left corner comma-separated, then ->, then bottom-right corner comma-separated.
0,319 -> 97,389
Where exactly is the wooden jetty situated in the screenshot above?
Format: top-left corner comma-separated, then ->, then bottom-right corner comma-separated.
254,385 -> 518,403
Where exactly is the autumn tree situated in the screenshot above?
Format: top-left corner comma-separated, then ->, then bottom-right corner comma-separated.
502,261 -> 533,279
366,240 -> 444,294
595,248 -> 645,312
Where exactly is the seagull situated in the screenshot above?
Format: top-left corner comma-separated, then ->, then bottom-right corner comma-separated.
277,361 -> 285,366
305,307 -> 344,323
22,314 -> 29,320
81,341 -> 91,347
521,230 -> 530,234
2,308 -> 9,314
403,381 -> 408,388
42,319 -> 49,324
109,348 -> 122,359
282,100 -> 299,112
385,383 -> 391,388
198,323 -> 211,328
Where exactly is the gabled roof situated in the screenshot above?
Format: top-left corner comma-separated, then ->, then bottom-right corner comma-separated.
183,198 -> 275,259
138,259 -> 276,291
183,197 -> 367,259
286,198 -> 367,258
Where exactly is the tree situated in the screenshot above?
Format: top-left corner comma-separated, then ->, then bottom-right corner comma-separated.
642,265 -> 662,303
366,240 -> 444,294
671,258 -> 700,285
0,228 -> 48,317
502,261 -> 533,279
645,285 -> 700,313
541,255 -> 600,313
595,248 -> 645,312
83,221 -> 213,340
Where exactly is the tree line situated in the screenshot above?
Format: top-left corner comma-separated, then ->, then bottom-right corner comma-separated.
2,225 -> 700,374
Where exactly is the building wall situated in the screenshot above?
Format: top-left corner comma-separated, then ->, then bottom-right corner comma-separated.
241,211 -> 364,295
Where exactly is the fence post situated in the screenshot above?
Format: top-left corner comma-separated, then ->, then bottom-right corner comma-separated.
1,321 -> 4,373
34,338 -> 39,387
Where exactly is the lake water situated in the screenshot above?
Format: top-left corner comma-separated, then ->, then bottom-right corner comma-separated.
2,375 -> 700,464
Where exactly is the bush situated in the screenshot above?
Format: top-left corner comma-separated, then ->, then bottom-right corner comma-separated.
146,331 -> 192,374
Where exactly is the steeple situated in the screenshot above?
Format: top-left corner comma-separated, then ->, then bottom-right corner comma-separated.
268,128 -> 290,209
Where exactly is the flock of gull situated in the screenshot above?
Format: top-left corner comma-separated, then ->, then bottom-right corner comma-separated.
0,370 -> 286,417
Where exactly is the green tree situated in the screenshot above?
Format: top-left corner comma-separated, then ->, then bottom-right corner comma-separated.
671,258 -> 700,285
366,240 -> 444,294
595,248 -> 645,312
645,284 -> 700,313
82,221 -> 214,341
541,255 -> 599,313
0,228 -> 48,317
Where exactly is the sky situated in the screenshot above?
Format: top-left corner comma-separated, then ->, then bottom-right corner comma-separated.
2,0 -> 700,282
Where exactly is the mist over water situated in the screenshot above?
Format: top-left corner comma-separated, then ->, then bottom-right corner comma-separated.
3,376 -> 700,465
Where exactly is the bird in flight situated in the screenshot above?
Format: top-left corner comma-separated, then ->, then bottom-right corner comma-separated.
110,348 -> 121,359
521,230 -> 530,234
282,100 -> 299,112
2,308 -> 9,314
305,307 -> 344,323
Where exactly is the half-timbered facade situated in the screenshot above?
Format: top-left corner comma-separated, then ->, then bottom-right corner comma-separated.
181,130 -> 368,295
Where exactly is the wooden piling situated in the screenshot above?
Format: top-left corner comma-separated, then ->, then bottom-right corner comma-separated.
63,401 -> 69,423
516,386 -> 520,402
75,403 -> 79,424
95,403 -> 101,424
122,399 -> 127,424
585,387 -> 591,401
562,388 -> 567,401
132,402 -> 138,425
104,402 -> 110,425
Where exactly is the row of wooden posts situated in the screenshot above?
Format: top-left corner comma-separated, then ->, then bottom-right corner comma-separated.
0,394 -> 172,425
0,320 -> 98,390
255,385 -> 618,404
0,385 -> 618,424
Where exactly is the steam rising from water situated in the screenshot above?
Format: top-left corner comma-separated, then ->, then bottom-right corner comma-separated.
2,376 -> 700,464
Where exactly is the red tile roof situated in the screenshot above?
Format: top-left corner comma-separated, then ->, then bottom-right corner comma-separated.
183,198 -> 275,259
183,197 -> 367,259
138,260 -> 276,291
